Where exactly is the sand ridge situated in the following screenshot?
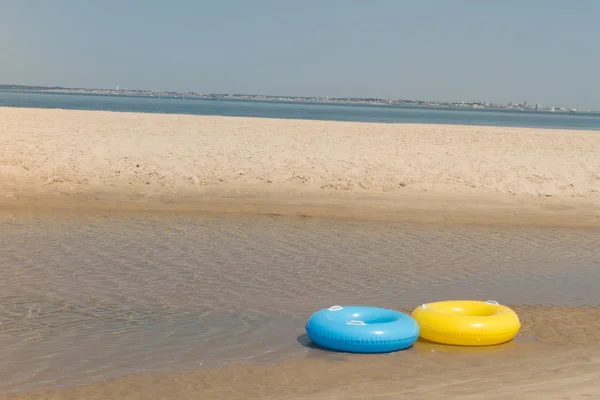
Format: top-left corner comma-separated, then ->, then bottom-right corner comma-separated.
1,107 -> 600,225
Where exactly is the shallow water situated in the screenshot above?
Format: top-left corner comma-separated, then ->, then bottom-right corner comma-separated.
1,212 -> 600,393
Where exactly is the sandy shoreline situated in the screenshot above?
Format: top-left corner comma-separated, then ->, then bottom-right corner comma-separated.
5,331 -> 600,400
1,106 -> 600,226
5,304 -> 600,398
2,106 -> 600,399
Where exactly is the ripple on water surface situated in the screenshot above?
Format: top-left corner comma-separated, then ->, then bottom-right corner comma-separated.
1,213 -> 600,392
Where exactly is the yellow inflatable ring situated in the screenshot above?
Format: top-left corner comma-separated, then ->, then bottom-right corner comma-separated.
411,300 -> 520,346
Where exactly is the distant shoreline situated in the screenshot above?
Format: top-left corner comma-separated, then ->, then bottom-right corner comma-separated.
3,90 -> 600,133
0,84 -> 591,113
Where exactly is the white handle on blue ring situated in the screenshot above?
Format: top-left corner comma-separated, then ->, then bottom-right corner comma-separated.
328,305 -> 343,311
485,300 -> 499,305
346,320 -> 366,326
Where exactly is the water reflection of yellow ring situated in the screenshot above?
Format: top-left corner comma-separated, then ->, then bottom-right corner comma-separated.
411,300 -> 521,346
412,337 -> 518,354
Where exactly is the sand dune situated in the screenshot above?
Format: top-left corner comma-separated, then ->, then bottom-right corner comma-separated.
1,106 -> 600,226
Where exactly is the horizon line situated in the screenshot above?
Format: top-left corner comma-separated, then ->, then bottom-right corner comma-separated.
0,83 -> 591,112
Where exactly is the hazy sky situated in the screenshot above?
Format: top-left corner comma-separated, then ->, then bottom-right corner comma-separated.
1,0 -> 598,109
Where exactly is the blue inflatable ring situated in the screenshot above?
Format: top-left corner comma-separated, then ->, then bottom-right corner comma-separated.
305,305 -> 420,353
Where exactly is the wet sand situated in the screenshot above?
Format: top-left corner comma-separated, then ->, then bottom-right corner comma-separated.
1,107 -> 600,227
6,343 -> 600,400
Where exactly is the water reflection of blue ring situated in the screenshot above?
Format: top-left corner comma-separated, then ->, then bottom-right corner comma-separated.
305,305 -> 420,353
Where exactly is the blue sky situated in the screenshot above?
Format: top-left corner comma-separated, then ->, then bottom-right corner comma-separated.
1,0 -> 598,109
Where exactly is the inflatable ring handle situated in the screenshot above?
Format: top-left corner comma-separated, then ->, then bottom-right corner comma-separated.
485,300 -> 499,305
328,305 -> 343,311
346,320 -> 366,326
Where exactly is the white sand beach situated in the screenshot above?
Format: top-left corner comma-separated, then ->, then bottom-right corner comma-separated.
1,107 -> 599,226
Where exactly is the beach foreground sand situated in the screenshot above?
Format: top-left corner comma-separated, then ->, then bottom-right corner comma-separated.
1,106 -> 600,226
5,305 -> 600,399
5,340 -> 600,400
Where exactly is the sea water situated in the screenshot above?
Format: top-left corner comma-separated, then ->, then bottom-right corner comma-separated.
1,90 -> 599,130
